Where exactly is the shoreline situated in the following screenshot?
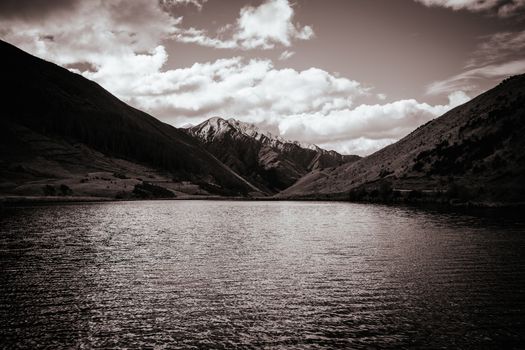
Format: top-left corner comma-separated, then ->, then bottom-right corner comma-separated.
2,194 -> 524,210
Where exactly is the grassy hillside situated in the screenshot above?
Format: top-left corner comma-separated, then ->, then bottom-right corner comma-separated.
0,40 -> 258,198
278,75 -> 525,205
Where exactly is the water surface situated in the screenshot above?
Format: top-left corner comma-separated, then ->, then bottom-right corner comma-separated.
1,201 -> 524,348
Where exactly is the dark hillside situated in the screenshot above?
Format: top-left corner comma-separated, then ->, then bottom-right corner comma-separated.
0,40 -> 257,197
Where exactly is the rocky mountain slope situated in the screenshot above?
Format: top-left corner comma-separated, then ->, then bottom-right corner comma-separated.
187,117 -> 360,193
279,75 -> 525,204
0,40 -> 261,199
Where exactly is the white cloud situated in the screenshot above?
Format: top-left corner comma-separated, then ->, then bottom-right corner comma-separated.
235,0 -> 313,48
173,0 -> 314,50
279,50 -> 295,60
427,29 -> 525,95
103,57 -> 365,124
160,0 -> 208,11
466,30 -> 525,68
499,0 -> 525,16
0,0 -> 179,70
414,0 -> 525,17
319,138 -> 398,157
276,92 -> 470,155
415,0 -> 499,11
427,59 -> 525,94
172,27 -> 238,49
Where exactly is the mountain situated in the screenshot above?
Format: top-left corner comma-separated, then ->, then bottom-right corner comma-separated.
3,39 -> 522,204
186,117 -> 360,193
0,40 -> 261,200
278,75 -> 525,204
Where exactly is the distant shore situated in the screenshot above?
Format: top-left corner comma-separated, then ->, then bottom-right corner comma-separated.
0,194 -> 281,207
2,194 -> 524,210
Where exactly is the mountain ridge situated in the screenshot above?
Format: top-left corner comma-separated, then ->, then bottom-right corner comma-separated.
278,74 -> 525,204
0,39 -> 260,198
187,117 -> 360,193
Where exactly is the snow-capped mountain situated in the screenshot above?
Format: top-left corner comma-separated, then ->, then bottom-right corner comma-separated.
187,117 -> 360,193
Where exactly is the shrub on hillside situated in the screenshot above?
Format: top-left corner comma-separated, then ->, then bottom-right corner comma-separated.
59,184 -> 73,196
42,185 -> 55,196
133,182 -> 175,199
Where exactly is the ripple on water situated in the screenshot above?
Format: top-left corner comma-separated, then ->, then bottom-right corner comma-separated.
0,201 -> 524,349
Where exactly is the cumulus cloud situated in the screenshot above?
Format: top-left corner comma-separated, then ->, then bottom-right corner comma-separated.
277,92 -> 470,155
414,0 -> 525,17
101,57 -> 365,123
0,0 -> 179,71
173,0 -> 314,50
319,138 -> 398,157
235,0 -> 314,48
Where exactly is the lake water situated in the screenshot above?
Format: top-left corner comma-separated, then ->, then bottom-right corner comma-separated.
1,200 -> 524,349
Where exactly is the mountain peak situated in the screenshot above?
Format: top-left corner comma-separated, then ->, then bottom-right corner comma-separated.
197,117 -> 277,142
192,117 -> 323,151
186,117 -> 360,193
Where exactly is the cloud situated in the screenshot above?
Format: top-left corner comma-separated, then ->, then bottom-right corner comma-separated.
279,50 -> 295,60
88,52 -> 467,156
101,57 -> 365,122
415,0 -> 499,12
173,0 -> 314,50
427,30 -> 525,95
414,0 -> 525,17
171,27 -> 238,49
318,138 -> 398,157
0,0 -> 187,120
0,0 -> 180,69
499,0 -> 525,16
0,0 -> 472,156
160,0 -> 208,11
277,91 -> 470,155
235,0 -> 314,48
427,60 -> 525,95
466,30 -> 525,68
0,0 -> 81,20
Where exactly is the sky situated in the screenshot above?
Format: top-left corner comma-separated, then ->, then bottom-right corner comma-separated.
1,0 -> 524,155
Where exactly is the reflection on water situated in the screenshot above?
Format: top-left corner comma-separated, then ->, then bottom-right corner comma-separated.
1,201 -> 524,348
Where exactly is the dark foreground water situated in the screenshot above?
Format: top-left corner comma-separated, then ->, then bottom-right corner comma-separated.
1,201 -> 524,349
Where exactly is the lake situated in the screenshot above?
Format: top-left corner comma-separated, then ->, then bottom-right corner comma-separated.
1,200 -> 524,349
